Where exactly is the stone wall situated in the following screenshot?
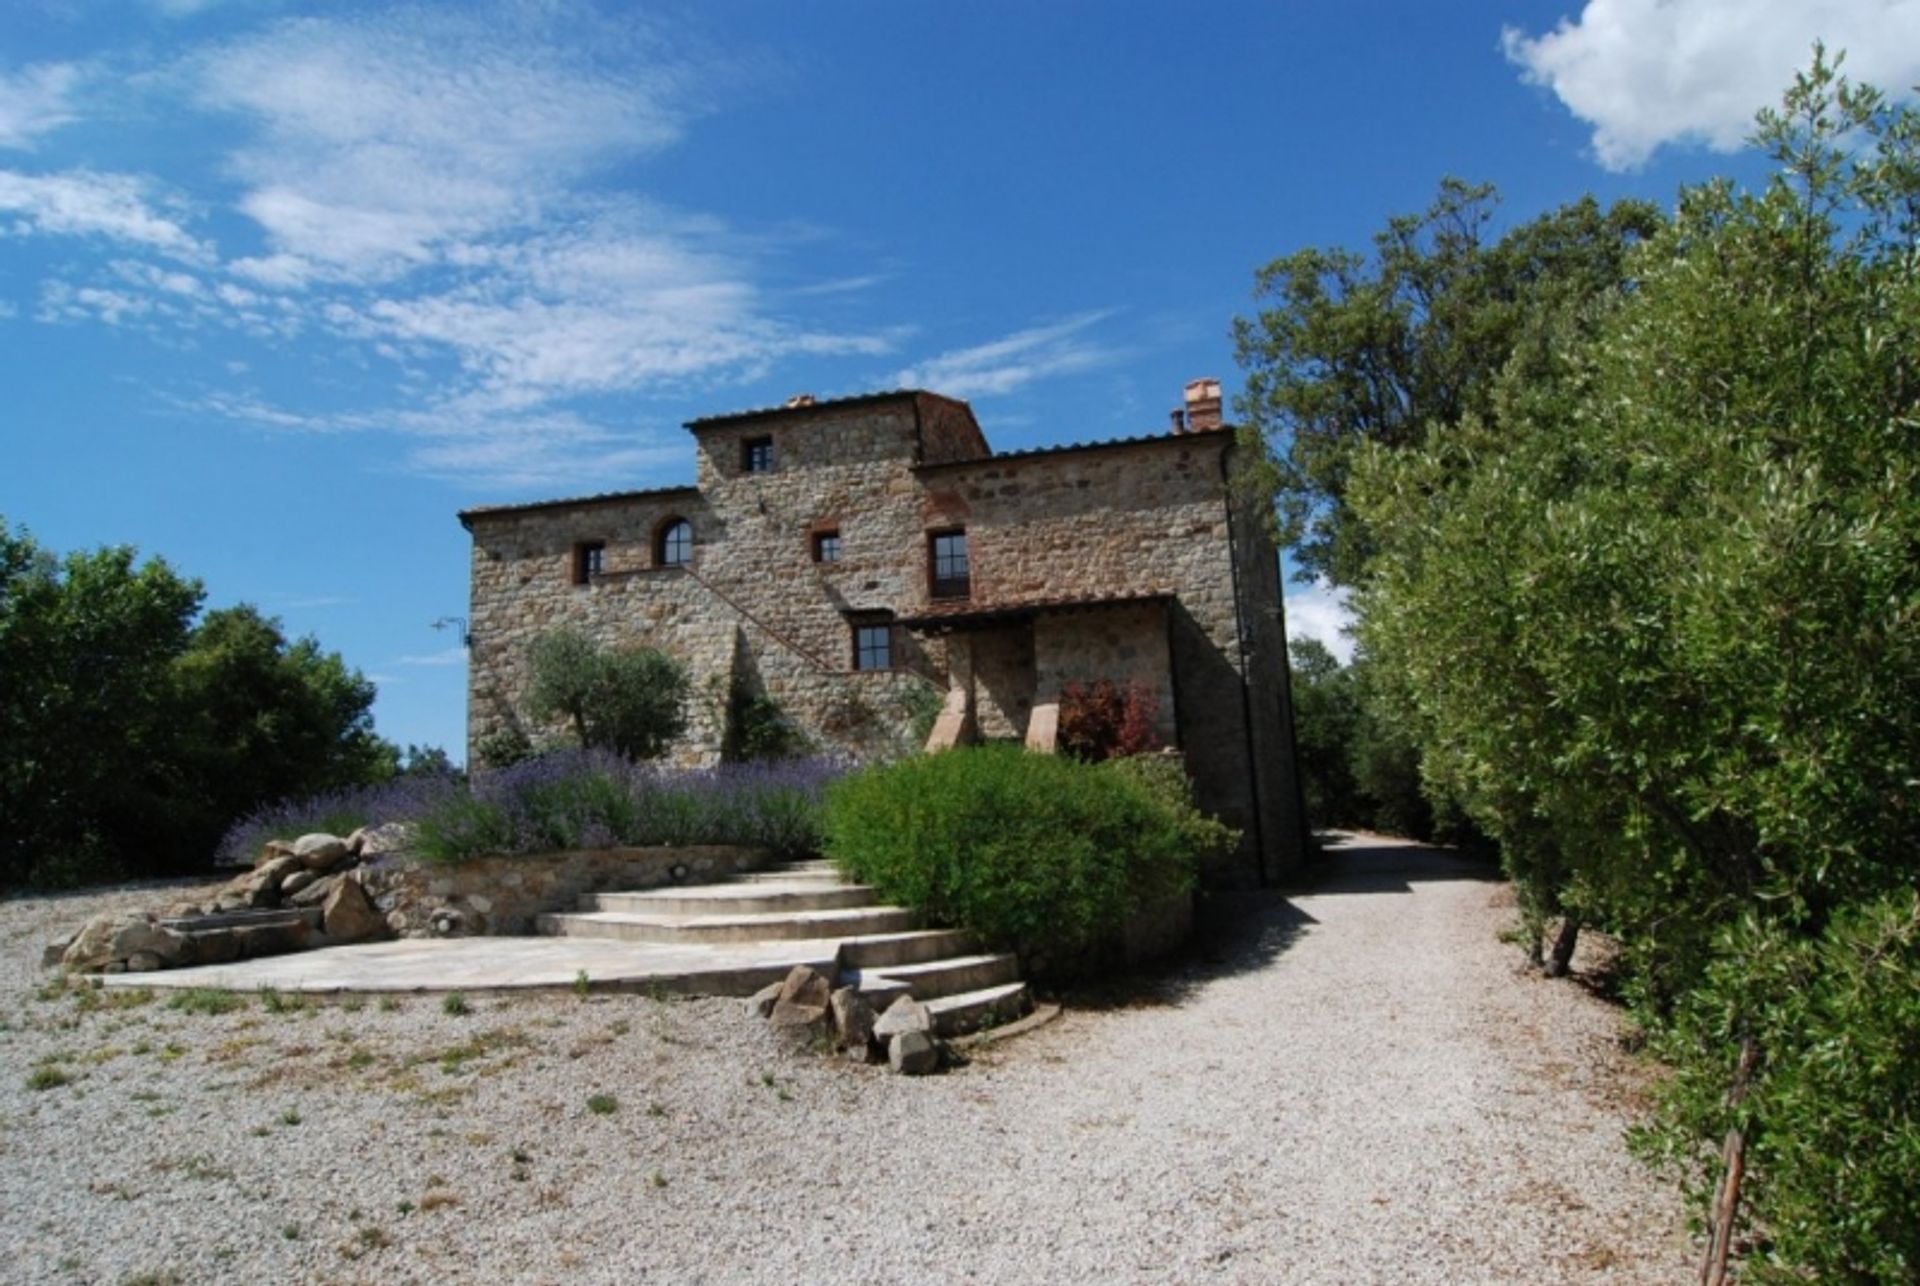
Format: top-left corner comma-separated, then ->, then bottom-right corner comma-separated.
363,845 -> 770,937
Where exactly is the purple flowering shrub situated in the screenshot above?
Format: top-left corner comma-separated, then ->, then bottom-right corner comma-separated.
214,772 -> 463,866
410,750 -> 847,863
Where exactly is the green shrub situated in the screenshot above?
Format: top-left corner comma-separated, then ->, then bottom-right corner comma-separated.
823,746 -> 1217,958
1638,892 -> 1920,1282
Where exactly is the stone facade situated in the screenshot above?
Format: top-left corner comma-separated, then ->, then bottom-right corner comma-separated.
461,386 -> 1307,885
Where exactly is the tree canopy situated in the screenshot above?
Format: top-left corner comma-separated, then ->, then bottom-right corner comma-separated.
1241,52 -> 1919,1278
0,520 -> 400,886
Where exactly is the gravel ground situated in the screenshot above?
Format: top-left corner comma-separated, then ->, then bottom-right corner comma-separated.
0,835 -> 1690,1284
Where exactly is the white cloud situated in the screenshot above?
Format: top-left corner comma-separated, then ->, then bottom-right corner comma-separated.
1504,0 -> 1920,170
189,391 -> 692,490
0,63 -> 81,150
198,9 -> 687,281
891,311 -> 1120,398
1284,578 -> 1355,665
0,169 -> 206,258
395,646 -> 469,667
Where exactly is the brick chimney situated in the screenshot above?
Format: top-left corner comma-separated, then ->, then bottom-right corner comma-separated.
1184,378 -> 1223,431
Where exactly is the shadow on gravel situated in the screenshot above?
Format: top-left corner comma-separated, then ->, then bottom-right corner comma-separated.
1309,833 -> 1501,896
1051,831 -> 1503,1011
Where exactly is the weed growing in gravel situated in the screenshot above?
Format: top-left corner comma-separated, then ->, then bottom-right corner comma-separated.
345,1049 -> 374,1071
396,1200 -> 414,1215
168,988 -> 243,1016
280,1108 -> 302,1126
419,1190 -> 460,1212
341,998 -> 365,1013
158,1040 -> 187,1061
574,970 -> 591,999
378,996 -> 401,1013
650,1170 -> 668,1189
442,992 -> 470,1016
259,987 -> 316,1016
25,1064 -> 70,1091
164,1154 -> 234,1182
647,1100 -> 667,1117
281,1224 -> 300,1241
586,1092 -> 617,1115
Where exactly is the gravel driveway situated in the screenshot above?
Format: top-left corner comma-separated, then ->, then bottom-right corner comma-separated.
0,834 -> 1689,1284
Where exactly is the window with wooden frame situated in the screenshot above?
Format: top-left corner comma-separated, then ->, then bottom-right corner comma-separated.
852,621 -> 894,671
656,518 -> 693,568
812,529 -> 841,564
742,436 -> 774,474
572,540 -> 606,585
928,528 -> 970,599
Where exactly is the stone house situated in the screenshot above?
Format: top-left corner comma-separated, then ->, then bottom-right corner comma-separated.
458,380 -> 1307,886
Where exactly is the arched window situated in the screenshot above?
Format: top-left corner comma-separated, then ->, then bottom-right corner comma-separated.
656,518 -> 693,567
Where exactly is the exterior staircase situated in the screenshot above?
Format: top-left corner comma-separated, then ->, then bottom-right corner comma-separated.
536,859 -> 1032,1036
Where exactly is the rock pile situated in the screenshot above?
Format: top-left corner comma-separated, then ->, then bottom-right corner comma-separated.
750,965 -> 945,1075
55,827 -> 405,975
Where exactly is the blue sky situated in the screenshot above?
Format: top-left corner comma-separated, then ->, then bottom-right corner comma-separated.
5,0 -> 1917,760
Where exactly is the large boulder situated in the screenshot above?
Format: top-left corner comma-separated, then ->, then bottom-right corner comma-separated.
322,877 -> 386,943
873,995 -> 932,1040
888,1030 -> 941,1075
829,986 -> 878,1057
768,965 -> 831,1040
288,873 -> 341,908
292,833 -> 350,871
62,913 -> 189,973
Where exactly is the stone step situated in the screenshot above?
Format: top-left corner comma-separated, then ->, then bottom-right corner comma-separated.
581,882 -> 878,916
750,859 -> 839,877
734,867 -> 845,885
535,904 -> 917,945
926,981 -> 1033,1037
849,952 -> 1020,1001
835,928 -> 978,969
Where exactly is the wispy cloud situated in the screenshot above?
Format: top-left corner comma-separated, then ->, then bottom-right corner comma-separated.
395,646 -> 468,667
0,4 -> 915,487
1504,0 -> 1920,171
1285,578 -> 1355,665
0,62 -> 82,150
0,170 -> 207,258
891,310 -> 1121,398
186,390 -> 692,491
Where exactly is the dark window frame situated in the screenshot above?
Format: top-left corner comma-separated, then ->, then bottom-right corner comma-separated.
572,540 -> 606,586
655,517 -> 693,568
742,436 -> 774,474
928,528 -> 970,599
853,621 -> 894,671
812,529 -> 841,564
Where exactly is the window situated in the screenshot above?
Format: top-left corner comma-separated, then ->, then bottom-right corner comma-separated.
812,530 -> 841,564
742,436 -> 774,474
656,518 -> 692,567
572,540 -> 605,585
929,529 -> 970,599
853,623 -> 893,671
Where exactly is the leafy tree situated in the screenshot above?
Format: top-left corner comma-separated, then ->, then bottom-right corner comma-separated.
523,627 -> 688,760
0,524 -> 202,885
165,605 -> 399,854
0,521 -> 397,886
1345,51 -> 1919,1274
1233,181 -> 1662,586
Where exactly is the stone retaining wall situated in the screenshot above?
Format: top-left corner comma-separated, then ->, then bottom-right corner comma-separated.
363,845 -> 772,937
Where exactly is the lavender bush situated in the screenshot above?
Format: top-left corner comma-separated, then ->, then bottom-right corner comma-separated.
410,750 -> 847,864
215,772 -> 463,866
